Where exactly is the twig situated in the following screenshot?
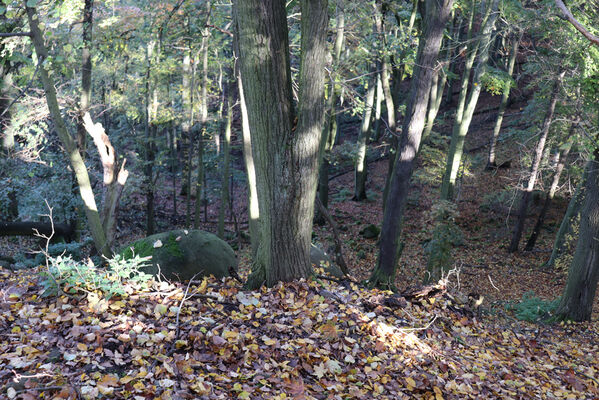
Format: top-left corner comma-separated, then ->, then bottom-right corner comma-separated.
488,275 -> 500,292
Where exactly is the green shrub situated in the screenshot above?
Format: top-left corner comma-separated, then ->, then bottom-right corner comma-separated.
39,253 -> 153,298
507,291 -> 559,322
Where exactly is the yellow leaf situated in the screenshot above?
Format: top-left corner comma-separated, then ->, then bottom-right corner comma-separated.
405,377 -> 416,390
223,330 -> 238,340
120,376 -> 134,384
77,343 -> 88,351
154,304 -> 168,316
110,301 -> 126,310
433,386 -> 444,400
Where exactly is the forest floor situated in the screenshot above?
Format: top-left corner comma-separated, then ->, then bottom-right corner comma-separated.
1,93 -> 599,398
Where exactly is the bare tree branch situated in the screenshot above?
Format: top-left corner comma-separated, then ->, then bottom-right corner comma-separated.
0,32 -> 31,37
554,0 -> 599,46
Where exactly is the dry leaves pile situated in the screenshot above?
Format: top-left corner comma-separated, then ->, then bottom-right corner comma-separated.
0,265 -> 598,400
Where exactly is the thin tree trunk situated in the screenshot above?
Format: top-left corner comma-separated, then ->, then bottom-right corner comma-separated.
525,136 -> 572,251
487,33 -> 519,169
369,0 -> 454,289
25,3 -> 109,257
232,19 -> 260,256
508,70 -> 565,253
195,16 -> 210,228
440,0 -> 499,201
544,160 -> 589,268
76,0 -> 93,155
218,80 -> 232,239
235,0 -> 328,288
377,1 -> 397,209
354,66 -> 376,201
82,113 -> 128,250
317,4 -> 344,223
372,72 -> 384,142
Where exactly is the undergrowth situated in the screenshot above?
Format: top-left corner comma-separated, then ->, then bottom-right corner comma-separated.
507,291 -> 560,322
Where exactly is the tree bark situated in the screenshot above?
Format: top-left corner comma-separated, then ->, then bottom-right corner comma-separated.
508,71 -> 564,253
235,0 -> 329,288
25,3 -> 109,257
544,161 -> 589,269
554,148 -> 599,321
82,113 -> 128,251
195,15 -> 211,228
232,14 -> 260,256
316,4 -> 344,223
0,221 -> 74,239
440,0 -> 499,201
525,136 -> 572,251
76,0 -> 93,155
354,66 -> 377,201
487,33 -> 519,169
369,0 -> 454,289
218,80 -> 232,239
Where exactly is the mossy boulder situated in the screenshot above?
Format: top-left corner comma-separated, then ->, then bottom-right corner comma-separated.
120,229 -> 237,281
360,224 -> 380,239
310,244 -> 344,278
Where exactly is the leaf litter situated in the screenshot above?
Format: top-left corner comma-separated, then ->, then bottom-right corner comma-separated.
0,265 -> 598,399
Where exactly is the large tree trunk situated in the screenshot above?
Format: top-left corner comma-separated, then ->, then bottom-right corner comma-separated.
369,0 -> 454,289
25,3 -> 109,257
487,32 -> 519,169
440,0 -> 499,201
555,148 -> 599,321
525,136 -> 572,251
235,0 -> 329,288
508,71 -> 564,253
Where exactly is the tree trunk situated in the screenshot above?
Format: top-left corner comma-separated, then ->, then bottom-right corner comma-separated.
82,113 -> 128,250
218,80 -> 232,239
182,48 -> 194,228
195,18 -> 210,228
76,0 -> 93,155
369,0 -> 454,289
554,148 -> 599,321
144,42 -> 156,235
487,33 -> 519,169
232,17 -> 260,256
235,0 -> 328,288
440,0 -> 499,201
25,3 -> 109,257
354,66 -> 376,201
372,72 -> 384,142
0,221 -> 74,239
525,136 -> 572,251
508,71 -> 564,253
316,4 -> 344,223
422,15 -> 455,140
544,160 -> 589,268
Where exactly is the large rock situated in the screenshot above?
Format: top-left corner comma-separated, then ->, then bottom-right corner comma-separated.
120,229 -> 237,281
310,244 -> 344,278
